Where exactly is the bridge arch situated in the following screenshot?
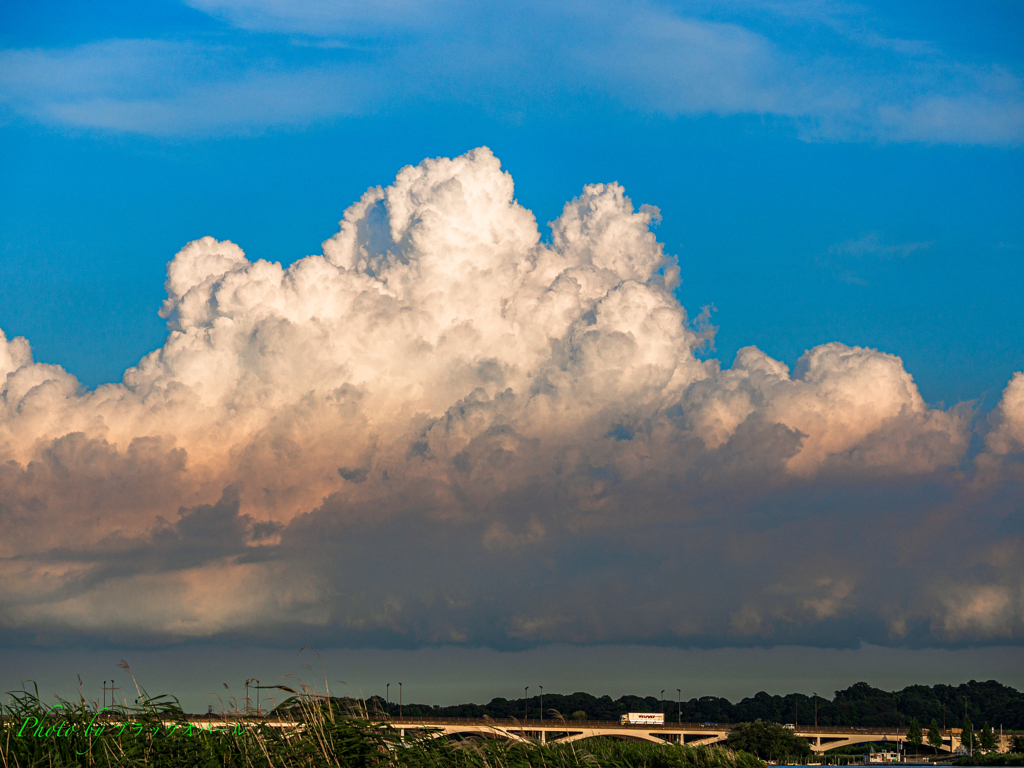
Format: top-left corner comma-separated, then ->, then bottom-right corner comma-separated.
818,734 -> 952,755
559,731 -> 676,746
443,730 -> 519,743
386,718 -> 964,756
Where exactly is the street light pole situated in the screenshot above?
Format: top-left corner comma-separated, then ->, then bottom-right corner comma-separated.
677,689 -> 681,725
540,686 -> 543,722
399,683 -> 402,718
814,693 -> 818,727
525,687 -> 529,721
965,696 -> 970,756
661,690 -> 665,716
387,683 -> 390,712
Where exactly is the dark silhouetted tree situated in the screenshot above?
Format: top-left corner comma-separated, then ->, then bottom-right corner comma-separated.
725,719 -> 813,761
907,717 -> 922,754
928,719 -> 944,753
961,716 -> 974,752
978,722 -> 995,752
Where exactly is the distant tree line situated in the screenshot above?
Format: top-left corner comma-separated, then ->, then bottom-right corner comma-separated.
365,680 -> 1024,729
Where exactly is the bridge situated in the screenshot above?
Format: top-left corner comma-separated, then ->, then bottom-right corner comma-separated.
381,717 -> 1009,754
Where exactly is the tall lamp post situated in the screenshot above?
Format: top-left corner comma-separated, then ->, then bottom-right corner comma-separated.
813,693 -> 818,727
677,689 -> 681,725
246,679 -> 260,715
399,683 -> 403,718
540,686 -> 543,722
965,696 -> 971,756
661,690 -> 665,716
525,687 -> 529,721
387,683 -> 390,715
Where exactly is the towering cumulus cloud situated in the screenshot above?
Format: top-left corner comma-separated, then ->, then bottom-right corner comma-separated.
1,148 -> 1021,646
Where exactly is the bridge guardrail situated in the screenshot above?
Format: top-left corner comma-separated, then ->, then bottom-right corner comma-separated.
383,717 -> 919,736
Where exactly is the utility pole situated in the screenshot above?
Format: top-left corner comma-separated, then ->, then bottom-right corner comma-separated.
677,689 -> 681,725
103,681 -> 106,710
965,696 -> 971,757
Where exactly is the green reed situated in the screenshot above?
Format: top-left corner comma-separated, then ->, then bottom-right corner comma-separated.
1,677 -> 764,768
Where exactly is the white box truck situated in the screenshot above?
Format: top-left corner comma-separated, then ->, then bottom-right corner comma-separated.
620,713 -> 665,725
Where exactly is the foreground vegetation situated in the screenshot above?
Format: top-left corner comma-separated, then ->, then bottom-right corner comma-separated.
0,684 -> 764,768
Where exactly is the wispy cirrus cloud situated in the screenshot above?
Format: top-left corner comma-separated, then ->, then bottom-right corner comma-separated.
181,0 -> 453,35
819,232 -> 933,284
575,1 -> 1024,143
0,0 -> 1020,143
828,232 -> 933,259
0,40 -> 372,135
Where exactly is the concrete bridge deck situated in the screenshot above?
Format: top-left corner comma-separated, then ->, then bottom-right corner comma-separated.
380,717 -> 1009,754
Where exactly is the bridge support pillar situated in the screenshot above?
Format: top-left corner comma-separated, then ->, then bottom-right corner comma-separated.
541,731 -> 546,745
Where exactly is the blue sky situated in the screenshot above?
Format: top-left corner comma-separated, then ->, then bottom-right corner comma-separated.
1,0 -> 1023,707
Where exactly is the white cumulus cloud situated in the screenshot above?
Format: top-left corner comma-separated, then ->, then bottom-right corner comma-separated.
1,148 -> 1019,647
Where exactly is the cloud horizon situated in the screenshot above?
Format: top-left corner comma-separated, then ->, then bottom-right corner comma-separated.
2,148 -> 1022,650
